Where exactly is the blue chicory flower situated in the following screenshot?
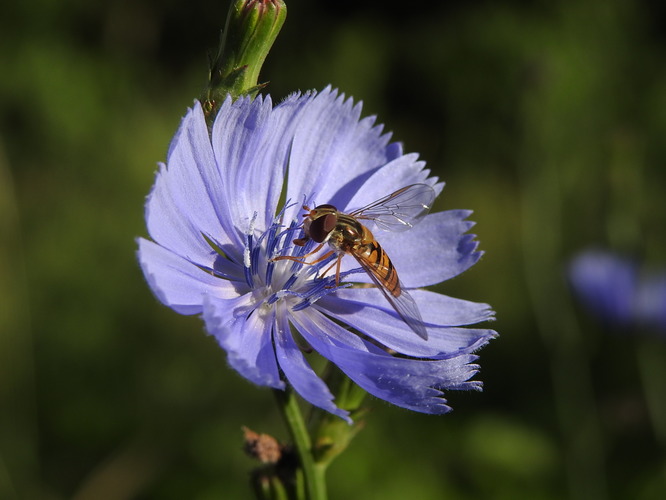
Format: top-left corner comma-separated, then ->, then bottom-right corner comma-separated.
635,273 -> 666,332
568,249 -> 666,334
138,87 -> 496,421
568,249 -> 638,327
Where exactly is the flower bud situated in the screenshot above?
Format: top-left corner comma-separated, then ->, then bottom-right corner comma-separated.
202,0 -> 287,119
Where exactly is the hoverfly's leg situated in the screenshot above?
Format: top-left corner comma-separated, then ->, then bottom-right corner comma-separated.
319,253 -> 341,280
272,244 -> 336,267
318,254 -> 344,288
334,253 -> 343,286
302,249 -> 335,266
295,241 -> 326,260
271,242 -> 324,263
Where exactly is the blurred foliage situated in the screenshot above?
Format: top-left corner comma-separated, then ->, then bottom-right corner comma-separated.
1,0 -> 665,498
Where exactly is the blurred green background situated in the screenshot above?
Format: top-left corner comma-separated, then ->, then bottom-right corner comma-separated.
2,0 -> 665,498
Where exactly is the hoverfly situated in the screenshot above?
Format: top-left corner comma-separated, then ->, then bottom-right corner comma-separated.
276,183 -> 436,340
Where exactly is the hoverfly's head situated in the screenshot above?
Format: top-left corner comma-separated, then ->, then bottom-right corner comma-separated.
302,204 -> 338,243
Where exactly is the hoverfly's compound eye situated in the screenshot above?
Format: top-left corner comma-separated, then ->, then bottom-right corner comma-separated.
309,212 -> 337,243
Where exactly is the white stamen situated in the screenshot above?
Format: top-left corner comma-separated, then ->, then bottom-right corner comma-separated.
244,212 -> 258,269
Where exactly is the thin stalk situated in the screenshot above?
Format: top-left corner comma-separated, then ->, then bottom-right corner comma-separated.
274,388 -> 327,500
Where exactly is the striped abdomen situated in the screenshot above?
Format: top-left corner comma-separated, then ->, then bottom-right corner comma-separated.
324,213 -> 402,298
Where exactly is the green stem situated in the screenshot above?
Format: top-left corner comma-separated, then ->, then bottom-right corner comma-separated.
274,388 -> 327,500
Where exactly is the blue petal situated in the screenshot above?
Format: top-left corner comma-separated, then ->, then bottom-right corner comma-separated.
137,238 -> 238,314
380,210 -> 482,288
410,289 -> 495,326
211,93 -> 331,234
292,310 -> 483,414
146,103 -> 240,261
203,294 -> 284,389
342,153 -> 440,213
274,304 -> 351,422
211,94 -> 307,235
316,289 -> 496,358
284,87 -> 398,221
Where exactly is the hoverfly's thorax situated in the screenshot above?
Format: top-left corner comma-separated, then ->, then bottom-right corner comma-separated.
336,214 -> 365,239
313,204 -> 337,211
326,213 -> 364,252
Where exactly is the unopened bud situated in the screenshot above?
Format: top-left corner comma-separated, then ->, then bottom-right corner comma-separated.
202,0 -> 287,120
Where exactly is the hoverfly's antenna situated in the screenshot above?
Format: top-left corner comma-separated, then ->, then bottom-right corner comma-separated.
300,191 -> 319,214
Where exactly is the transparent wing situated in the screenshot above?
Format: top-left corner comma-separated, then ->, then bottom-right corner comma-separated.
350,183 -> 436,233
354,254 -> 428,340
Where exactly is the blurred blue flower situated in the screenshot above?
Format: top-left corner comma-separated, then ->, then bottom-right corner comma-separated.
138,87 -> 496,421
569,249 -> 666,334
568,250 -> 638,327
634,271 -> 666,333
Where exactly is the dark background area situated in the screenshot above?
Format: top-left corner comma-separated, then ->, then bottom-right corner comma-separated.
1,0 -> 665,498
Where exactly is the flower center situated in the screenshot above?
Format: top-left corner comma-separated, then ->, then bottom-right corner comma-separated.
242,212 -> 358,312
